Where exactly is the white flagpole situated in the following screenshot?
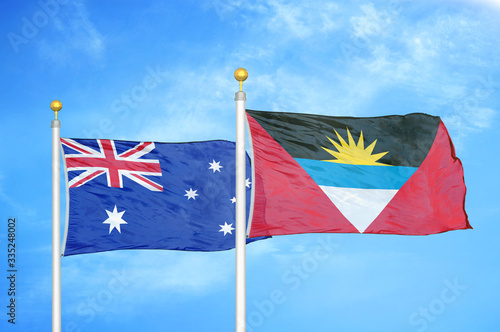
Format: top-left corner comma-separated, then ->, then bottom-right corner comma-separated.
51,100 -> 62,332
234,68 -> 248,332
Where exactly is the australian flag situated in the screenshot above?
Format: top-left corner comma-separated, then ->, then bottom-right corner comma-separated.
61,138 -> 266,256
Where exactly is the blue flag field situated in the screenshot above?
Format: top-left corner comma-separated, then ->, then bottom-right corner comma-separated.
60,138 -> 263,256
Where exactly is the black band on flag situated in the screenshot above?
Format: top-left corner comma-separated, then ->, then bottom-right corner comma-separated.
246,110 -> 440,167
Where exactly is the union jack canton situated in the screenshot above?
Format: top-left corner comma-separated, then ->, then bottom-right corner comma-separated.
61,138 -> 163,191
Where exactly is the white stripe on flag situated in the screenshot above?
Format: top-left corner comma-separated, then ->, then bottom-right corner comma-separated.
319,186 -> 398,233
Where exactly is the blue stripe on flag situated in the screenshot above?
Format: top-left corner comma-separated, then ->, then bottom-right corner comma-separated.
295,158 -> 417,190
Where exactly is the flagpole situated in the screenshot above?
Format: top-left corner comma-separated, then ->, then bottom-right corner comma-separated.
234,68 -> 248,332
51,100 -> 62,332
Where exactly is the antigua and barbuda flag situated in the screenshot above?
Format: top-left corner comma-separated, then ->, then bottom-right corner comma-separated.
246,109 -> 471,237
60,138 -> 267,256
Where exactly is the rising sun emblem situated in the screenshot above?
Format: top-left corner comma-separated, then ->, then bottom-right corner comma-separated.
322,128 -> 389,166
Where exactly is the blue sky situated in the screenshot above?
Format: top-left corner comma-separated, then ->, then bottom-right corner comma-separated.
1,0 -> 499,331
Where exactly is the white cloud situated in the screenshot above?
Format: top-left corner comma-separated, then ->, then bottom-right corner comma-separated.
207,0 -> 339,39
61,249 -> 236,320
409,37 -> 438,61
0,175 -> 36,216
350,3 -> 393,39
265,0 -> 339,38
338,2 -> 500,118
469,107 -> 496,128
229,44 -> 276,64
442,106 -> 497,149
132,66 -> 237,142
37,0 -> 105,63
132,252 -> 234,293
450,0 -> 500,10
247,239 -> 280,258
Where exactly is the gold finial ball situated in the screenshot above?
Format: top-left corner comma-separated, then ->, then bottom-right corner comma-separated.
51,100 -> 62,112
234,68 -> 248,82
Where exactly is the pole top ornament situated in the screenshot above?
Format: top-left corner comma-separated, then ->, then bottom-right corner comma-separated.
234,68 -> 248,91
51,100 -> 62,120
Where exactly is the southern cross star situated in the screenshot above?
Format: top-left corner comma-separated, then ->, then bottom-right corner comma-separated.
209,160 -> 223,173
103,205 -> 128,234
219,222 -> 235,235
184,188 -> 199,200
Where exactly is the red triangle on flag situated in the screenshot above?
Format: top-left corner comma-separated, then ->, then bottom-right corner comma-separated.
365,121 -> 470,235
247,114 -> 359,237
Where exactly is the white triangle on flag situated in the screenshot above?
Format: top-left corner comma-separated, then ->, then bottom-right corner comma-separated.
319,186 -> 398,233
